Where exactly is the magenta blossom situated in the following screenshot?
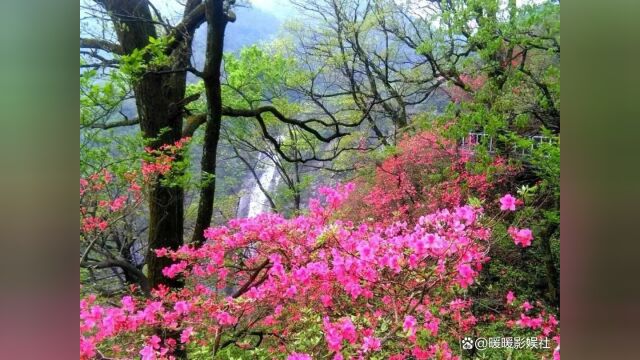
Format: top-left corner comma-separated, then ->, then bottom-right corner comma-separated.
403,315 -> 417,336
287,353 -> 312,360
499,194 -> 518,211
362,335 -> 382,352
508,227 -> 533,247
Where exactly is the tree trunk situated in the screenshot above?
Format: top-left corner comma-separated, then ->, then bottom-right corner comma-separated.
99,0 -> 196,289
540,221 -> 560,307
92,2 -> 205,358
191,0 -> 228,245
136,72 -> 186,289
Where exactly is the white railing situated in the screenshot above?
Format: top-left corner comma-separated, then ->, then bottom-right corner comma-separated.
461,132 -> 495,153
460,132 -> 557,156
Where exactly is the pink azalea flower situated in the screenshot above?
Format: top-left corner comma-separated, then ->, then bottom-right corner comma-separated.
362,335 -> 382,352
80,337 -> 96,358
139,345 -> 156,360
516,313 -> 544,329
285,285 -> 298,297
149,334 -> 161,349
499,194 -> 518,211
109,196 -> 127,212
357,241 -> 374,261
339,318 -> 357,343
203,226 -> 227,240
522,301 -> 533,312
320,294 -> 333,307
412,346 -> 430,360
180,326 -> 193,343
324,327 -> 342,351
161,261 -> 188,278
294,267 -> 310,284
424,311 -> 440,336
154,248 -> 168,257
403,315 -> 417,336
508,227 -> 533,247
129,182 -> 142,192
456,263 -> 475,288
216,311 -> 238,326
287,353 -> 312,360
174,301 -> 190,315
506,291 -> 516,305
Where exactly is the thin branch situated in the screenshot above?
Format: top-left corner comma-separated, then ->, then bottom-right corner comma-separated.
89,118 -> 140,130
80,38 -> 123,54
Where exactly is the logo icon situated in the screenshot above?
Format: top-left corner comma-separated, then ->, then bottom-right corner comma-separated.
461,337 -> 474,350
474,337 -> 488,350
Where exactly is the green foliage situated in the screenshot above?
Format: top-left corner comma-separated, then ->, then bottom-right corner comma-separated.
186,81 -> 206,113
119,36 -> 174,82
223,45 -> 297,109
81,128 -> 144,180
414,0 -> 562,313
529,137 -> 560,199
211,193 -> 243,224
80,67 -> 131,128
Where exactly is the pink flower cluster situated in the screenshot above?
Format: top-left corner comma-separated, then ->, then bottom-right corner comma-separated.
81,216 -> 108,233
141,137 -> 191,180
344,130 -> 511,225
80,182 -> 555,359
80,183 -> 494,359
502,291 -> 560,358
80,168 -> 145,236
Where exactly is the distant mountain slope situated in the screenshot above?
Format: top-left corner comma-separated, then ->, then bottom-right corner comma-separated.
189,6 -> 281,76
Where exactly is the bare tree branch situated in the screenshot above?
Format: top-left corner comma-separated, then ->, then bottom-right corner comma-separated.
80,38 -> 123,54
89,118 -> 140,129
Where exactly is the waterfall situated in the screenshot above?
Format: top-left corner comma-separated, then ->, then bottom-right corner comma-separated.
229,139 -> 283,295
236,138 -> 283,218
246,153 -> 279,217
